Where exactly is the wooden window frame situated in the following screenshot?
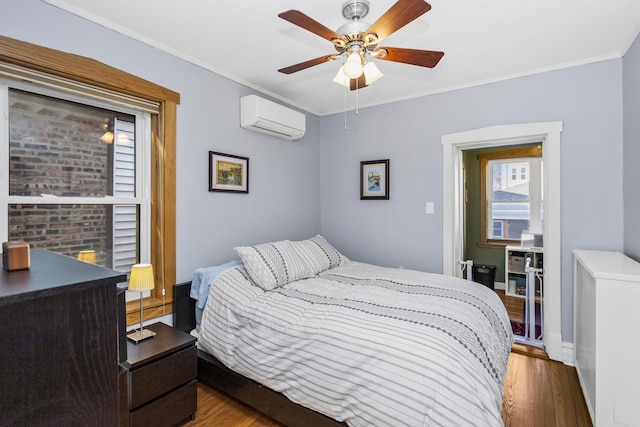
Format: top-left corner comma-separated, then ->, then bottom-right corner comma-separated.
0,36 -> 179,324
478,145 -> 542,249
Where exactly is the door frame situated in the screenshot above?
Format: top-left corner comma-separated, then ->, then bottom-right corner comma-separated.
442,122 -> 563,361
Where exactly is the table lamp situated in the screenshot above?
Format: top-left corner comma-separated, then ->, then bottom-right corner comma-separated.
127,263 -> 156,343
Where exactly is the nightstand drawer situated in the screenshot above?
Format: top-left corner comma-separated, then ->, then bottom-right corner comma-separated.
130,379 -> 197,427
130,345 -> 197,409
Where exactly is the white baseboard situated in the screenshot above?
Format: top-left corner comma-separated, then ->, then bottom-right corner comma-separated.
562,341 -> 575,366
544,331 -> 564,362
494,281 -> 506,291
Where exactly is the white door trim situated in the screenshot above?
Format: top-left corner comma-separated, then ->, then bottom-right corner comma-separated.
442,122 -> 563,361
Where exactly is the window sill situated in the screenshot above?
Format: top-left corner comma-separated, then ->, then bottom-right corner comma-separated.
125,296 -> 173,326
477,240 -> 520,249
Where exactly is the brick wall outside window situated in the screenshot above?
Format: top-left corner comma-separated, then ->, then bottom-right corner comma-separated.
8,94 -> 113,265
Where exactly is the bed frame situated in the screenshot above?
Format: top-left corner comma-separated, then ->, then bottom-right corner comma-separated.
173,281 -> 347,427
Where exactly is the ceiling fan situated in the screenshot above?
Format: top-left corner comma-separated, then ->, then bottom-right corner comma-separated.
278,0 -> 444,91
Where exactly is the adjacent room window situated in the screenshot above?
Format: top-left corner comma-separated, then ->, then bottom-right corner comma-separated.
478,145 -> 543,247
1,84 -> 151,275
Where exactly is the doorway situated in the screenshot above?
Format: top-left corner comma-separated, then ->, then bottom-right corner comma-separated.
464,144 -> 543,347
441,122 -> 564,362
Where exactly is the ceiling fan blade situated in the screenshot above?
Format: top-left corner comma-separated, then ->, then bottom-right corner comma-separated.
376,47 -> 444,68
279,10 -> 343,43
278,55 -> 337,74
364,0 -> 432,45
349,74 -> 368,91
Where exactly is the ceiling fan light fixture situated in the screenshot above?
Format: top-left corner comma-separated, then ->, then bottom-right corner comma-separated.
277,0 -> 443,93
332,67 -> 350,88
343,51 -> 364,78
363,61 -> 383,84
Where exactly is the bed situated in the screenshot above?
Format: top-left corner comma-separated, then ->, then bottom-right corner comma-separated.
174,236 -> 513,427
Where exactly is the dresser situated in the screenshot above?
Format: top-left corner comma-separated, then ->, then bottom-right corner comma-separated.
573,249 -> 640,426
0,249 -> 127,426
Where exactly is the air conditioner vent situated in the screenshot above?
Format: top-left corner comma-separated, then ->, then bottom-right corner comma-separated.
240,95 -> 305,140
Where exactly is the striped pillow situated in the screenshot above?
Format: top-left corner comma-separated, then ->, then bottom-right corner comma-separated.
293,235 -> 349,275
234,240 -> 313,290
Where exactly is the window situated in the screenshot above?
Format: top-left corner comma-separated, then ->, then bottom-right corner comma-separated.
478,145 -> 542,247
3,87 -> 149,274
492,220 -> 504,238
0,35 -> 179,324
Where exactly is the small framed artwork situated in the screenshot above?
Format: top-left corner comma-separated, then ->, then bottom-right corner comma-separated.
209,151 -> 249,193
360,159 -> 389,200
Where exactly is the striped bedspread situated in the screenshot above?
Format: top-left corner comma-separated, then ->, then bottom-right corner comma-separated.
199,261 -> 513,427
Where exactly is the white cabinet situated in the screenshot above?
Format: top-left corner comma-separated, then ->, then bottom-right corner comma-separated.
573,249 -> 640,426
505,246 -> 543,299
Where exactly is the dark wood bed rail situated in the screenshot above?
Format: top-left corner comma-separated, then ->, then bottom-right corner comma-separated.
173,281 -> 347,427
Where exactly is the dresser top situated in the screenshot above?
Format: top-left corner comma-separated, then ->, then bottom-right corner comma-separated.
0,249 -> 127,304
573,249 -> 640,283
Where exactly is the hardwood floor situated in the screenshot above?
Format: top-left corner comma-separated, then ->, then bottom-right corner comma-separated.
501,352 -> 591,426
495,288 -> 528,324
183,382 -> 282,427
183,351 -> 591,427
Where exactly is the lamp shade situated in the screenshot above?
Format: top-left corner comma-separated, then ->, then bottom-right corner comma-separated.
333,67 -> 350,88
128,263 -> 154,291
333,61 -> 384,88
77,250 -> 97,264
343,52 -> 363,78
363,61 -> 383,85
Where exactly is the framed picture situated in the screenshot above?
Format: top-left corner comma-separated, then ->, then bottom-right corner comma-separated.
209,151 -> 249,193
360,159 -> 389,200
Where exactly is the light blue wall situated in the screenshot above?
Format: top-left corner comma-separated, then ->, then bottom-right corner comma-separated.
1,0 -> 323,282
2,0 -> 635,344
624,34 -> 640,260
318,60 -> 625,342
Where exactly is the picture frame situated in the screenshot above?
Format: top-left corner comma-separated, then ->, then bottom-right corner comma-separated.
209,151 -> 249,193
360,159 -> 389,200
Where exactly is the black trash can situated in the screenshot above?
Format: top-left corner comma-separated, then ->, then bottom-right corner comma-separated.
472,264 -> 496,289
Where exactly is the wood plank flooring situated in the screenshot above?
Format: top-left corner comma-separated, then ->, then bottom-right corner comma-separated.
501,352 -> 591,426
183,350 -> 591,427
184,382 -> 281,427
495,288 -> 528,324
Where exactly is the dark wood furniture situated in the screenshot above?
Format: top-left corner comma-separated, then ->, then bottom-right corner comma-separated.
0,249 -> 127,426
123,322 -> 197,427
173,281 -> 346,427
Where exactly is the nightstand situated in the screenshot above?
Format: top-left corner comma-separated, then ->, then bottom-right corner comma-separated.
123,322 -> 197,427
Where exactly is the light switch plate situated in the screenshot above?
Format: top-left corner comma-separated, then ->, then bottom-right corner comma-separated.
426,202 -> 434,214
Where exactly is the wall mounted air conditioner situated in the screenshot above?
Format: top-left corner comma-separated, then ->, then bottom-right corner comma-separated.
240,95 -> 305,140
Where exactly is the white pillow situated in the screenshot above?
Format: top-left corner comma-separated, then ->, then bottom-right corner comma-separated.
234,240 -> 313,290
293,235 -> 349,275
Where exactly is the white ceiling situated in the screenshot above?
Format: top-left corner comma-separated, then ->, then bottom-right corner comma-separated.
43,0 -> 640,116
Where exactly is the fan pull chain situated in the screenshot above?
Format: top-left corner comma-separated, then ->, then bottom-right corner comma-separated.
343,81 -> 347,130
355,79 -> 359,115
